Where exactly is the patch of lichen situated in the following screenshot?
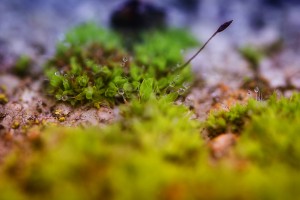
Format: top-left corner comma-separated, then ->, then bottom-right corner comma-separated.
45,23 -> 198,106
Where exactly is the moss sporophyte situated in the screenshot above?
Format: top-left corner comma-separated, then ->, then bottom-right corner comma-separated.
45,21 -> 233,106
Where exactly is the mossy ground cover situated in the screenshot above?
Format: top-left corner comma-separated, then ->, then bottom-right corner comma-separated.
45,23 -> 197,106
1,94 -> 300,199
1,23 -> 300,199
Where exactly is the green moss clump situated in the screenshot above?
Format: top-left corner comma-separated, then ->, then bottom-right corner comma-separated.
204,99 -> 263,137
0,93 -> 8,104
133,29 -> 197,73
12,55 -> 32,77
240,46 -> 263,73
11,120 -> 20,129
45,23 -> 198,106
236,94 -> 300,168
205,93 -> 300,168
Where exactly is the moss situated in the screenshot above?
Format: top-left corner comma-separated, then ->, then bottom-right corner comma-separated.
3,21 -> 300,200
204,92 -> 300,138
0,97 -> 203,200
236,94 -> 300,168
1,94 -> 300,199
58,117 -> 66,122
205,93 -> 300,167
0,93 -> 8,104
53,109 -> 62,116
239,46 -> 274,98
239,46 -> 263,73
11,121 -> 20,129
52,109 -> 67,122
44,23 -> 198,106
12,55 -> 32,77
204,99 -> 264,137
2,94 -> 300,199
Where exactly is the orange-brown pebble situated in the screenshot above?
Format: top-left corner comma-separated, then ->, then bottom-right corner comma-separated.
27,131 -> 40,140
209,133 -> 237,159
218,83 -> 229,93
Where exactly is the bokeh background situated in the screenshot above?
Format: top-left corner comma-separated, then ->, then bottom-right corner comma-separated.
1,0 -> 300,52
1,0 -> 300,87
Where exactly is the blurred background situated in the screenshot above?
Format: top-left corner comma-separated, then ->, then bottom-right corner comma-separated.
1,0 -> 300,87
1,0 -> 300,52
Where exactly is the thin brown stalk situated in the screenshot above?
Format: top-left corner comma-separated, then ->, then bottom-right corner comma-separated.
178,20 -> 233,70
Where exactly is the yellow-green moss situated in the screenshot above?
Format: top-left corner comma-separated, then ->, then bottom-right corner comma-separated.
11,121 -> 20,129
0,93 -> 8,104
1,94 -> 300,199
